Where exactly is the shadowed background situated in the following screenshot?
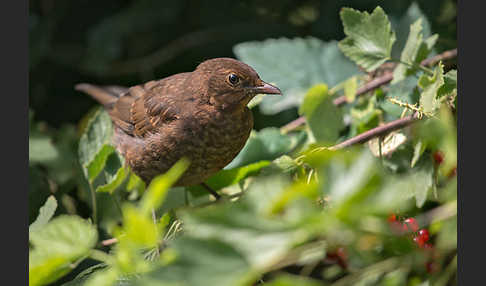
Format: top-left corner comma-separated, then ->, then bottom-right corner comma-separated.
29,0 -> 456,130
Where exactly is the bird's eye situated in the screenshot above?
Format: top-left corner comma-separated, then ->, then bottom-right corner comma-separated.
228,73 -> 239,85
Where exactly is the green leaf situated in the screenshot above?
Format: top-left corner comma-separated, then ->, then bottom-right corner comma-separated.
29,216 -> 98,286
225,128 -> 297,169
419,62 -> 445,114
135,237 -> 252,286
205,160 -> 271,190
29,134 -> 59,164
438,69 -> 457,98
265,275 -> 322,286
95,151 -> 127,194
338,6 -> 396,72
234,38 -> 360,114
29,196 -> 58,234
411,140 -> 427,168
78,107 -> 115,181
299,84 -> 344,143
392,19 -> 424,84
140,158 -> 190,215
379,76 -> 420,120
407,156 -> 435,208
120,204 -> 158,247
391,2 -> 433,59
392,18 -> 439,84
344,76 -> 358,102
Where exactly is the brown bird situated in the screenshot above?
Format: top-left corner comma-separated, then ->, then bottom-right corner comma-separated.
75,58 -> 281,197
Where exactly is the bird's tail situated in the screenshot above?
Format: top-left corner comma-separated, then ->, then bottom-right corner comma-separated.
75,83 -> 127,107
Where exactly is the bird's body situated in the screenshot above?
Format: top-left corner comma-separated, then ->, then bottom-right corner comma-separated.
76,58 -> 280,186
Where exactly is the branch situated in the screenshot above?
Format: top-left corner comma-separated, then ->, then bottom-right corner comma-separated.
281,48 -> 457,132
329,113 -> 420,150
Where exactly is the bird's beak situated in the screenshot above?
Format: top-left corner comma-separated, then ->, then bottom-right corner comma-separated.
253,81 -> 282,95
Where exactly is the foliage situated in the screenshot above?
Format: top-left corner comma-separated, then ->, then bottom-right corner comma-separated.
29,2 -> 457,286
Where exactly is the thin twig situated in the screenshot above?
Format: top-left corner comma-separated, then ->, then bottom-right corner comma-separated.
329,113 -> 420,150
101,238 -> 119,246
281,48 -> 457,132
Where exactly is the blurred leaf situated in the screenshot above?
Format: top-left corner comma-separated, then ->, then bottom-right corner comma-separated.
419,63 -> 445,114
410,156 -> 435,208
140,159 -> 190,215
29,196 -> 57,234
29,134 -> 59,164
344,76 -> 358,102
265,274 -> 322,286
225,128 -> 297,169
120,204 -> 158,247
338,6 -> 396,72
78,107 -> 115,181
205,160 -> 271,190
234,38 -> 360,114
299,84 -> 344,143
135,237 -> 252,286
411,140 -> 426,168
29,216 -> 98,286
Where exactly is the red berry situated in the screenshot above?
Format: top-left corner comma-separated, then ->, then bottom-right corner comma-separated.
388,213 -> 397,223
404,218 -> 419,232
418,229 -> 430,243
433,151 -> 444,165
413,236 -> 424,247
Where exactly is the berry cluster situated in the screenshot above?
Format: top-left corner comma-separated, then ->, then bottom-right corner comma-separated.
388,214 -> 431,248
388,214 -> 437,273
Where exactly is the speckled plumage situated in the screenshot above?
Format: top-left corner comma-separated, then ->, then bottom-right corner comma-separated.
76,58 -> 281,186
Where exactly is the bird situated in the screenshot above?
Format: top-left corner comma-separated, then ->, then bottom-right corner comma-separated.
75,58 -> 281,197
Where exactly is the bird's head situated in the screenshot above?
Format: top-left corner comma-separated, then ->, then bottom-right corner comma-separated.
194,58 -> 281,110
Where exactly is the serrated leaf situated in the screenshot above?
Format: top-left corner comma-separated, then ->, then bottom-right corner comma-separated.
300,84 -> 344,143
392,19 -> 424,84
392,17 -> 439,84
29,216 -> 98,286
29,196 -> 58,234
438,69 -> 457,98
78,107 -> 115,181
391,2 -> 433,59
338,6 -> 396,72
234,38 -> 360,114
419,63 -> 445,114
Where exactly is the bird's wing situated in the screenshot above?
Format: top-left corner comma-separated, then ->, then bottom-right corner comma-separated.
109,80 -> 181,138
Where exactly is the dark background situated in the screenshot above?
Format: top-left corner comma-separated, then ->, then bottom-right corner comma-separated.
29,0 -> 456,130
